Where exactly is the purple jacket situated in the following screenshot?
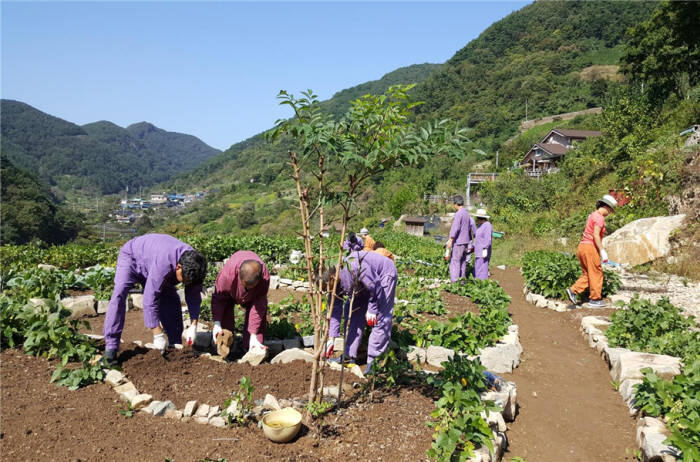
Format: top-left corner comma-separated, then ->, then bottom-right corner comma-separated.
473,221 -> 493,257
336,251 -> 397,315
127,234 -> 202,320
450,208 -> 476,246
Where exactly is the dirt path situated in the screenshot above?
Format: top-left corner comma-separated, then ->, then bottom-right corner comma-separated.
492,267 -> 638,462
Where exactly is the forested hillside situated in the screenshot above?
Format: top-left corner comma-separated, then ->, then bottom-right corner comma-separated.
0,100 -> 220,195
0,157 -> 83,244
160,1 -> 659,236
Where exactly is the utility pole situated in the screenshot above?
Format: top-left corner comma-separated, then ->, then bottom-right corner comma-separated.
496,150 -> 499,169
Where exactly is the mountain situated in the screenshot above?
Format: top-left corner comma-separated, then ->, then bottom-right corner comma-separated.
0,100 -> 221,195
413,1 -> 656,147
160,1 -> 657,236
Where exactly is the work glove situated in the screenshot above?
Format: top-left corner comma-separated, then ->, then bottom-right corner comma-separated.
482,248 -> 488,258
600,249 -> 609,263
153,333 -> 167,351
211,321 -> 222,346
184,323 -> 196,347
249,335 -> 266,350
366,312 -> 378,327
323,339 -> 335,359
444,247 -> 451,261
467,244 -> 475,254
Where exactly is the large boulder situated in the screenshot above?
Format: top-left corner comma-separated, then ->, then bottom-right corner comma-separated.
603,215 -> 686,266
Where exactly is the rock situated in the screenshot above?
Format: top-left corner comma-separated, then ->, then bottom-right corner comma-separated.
302,335 -> 315,348
525,292 -> 535,304
603,346 -> 632,370
282,337 -> 303,350
611,352 -> 682,383
279,278 -> 293,286
479,333 -> 522,374
504,383 -> 518,421
603,214 -> 686,266
97,300 -> 109,314
130,294 -> 143,310
264,339 -> 285,358
534,295 -> 549,309
165,409 -> 183,420
619,379 -> 642,404
426,345 -> 455,368
481,410 -> 507,432
194,331 -> 213,350
407,346 -> 427,364
38,263 -> 58,271
295,286 -> 306,292
195,416 -> 210,424
183,400 -> 198,417
195,404 -> 210,418
119,389 -> 138,403
558,237 -> 568,246
641,431 -> 679,462
208,405 -> 221,418
496,265 -> 506,270
238,347 -> 267,366
546,299 -> 558,310
209,416 -> 226,428
581,316 -> 611,332
269,275 -> 280,290
28,298 -> 49,311
148,400 -> 176,416
114,381 -> 137,395
554,302 -> 568,312
263,394 -> 281,411
105,370 -> 125,387
130,394 -> 153,410
61,295 -> 96,320
270,348 -> 314,364
291,280 -> 305,288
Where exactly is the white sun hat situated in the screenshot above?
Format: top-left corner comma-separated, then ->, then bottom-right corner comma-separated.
359,227 -> 369,235
474,209 -> 490,219
599,194 -> 618,210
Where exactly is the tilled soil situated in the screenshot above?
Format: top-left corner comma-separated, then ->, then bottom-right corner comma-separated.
121,348 -> 353,408
492,266 -> 638,462
0,348 -> 434,461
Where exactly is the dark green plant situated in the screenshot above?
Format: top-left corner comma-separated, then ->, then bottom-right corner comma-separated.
221,376 -> 255,426
606,297 -> 699,364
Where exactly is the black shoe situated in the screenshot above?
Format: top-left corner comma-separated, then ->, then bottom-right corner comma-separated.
566,288 -> 578,305
102,349 -> 118,367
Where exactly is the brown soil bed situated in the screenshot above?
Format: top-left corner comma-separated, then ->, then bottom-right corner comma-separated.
120,348 -> 355,408
1,348 -> 433,461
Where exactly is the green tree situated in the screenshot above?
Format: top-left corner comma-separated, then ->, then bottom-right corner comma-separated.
237,202 -> 257,229
269,85 -> 469,407
620,1 -> 700,103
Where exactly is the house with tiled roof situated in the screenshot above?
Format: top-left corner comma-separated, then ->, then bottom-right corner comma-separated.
519,128 -> 603,177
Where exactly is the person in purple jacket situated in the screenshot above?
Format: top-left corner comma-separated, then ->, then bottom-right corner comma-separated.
446,195 -> 476,282
472,209 -> 493,280
324,250 -> 397,374
102,234 -> 207,365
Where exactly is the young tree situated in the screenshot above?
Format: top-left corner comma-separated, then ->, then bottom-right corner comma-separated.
269,85 -> 469,406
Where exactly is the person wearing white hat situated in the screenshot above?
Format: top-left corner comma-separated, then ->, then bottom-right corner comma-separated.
566,194 -> 618,308
359,228 -> 375,251
472,209 -> 492,280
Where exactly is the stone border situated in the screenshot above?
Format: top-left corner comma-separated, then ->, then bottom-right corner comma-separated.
579,316 -> 683,461
521,286 -> 571,312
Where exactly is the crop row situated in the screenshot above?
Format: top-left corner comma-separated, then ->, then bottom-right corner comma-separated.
605,297 -> 699,460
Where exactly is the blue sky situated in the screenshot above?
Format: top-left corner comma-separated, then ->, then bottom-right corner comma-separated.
2,1 -> 529,150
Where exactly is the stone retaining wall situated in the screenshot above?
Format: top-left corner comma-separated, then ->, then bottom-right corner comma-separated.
580,316 -> 682,461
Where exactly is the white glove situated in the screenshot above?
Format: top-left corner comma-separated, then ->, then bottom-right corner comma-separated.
184,324 -> 196,346
211,321 -> 222,347
366,312 -> 377,327
249,335 -> 266,350
600,249 -> 609,263
482,248 -> 488,258
153,333 -> 167,351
